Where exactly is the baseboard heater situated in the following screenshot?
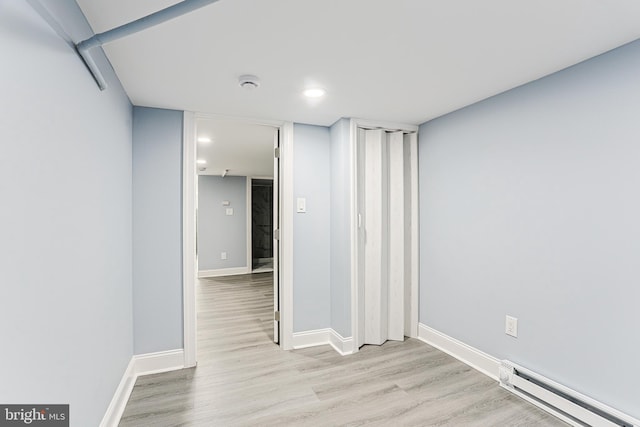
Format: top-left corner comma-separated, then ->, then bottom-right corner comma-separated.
499,361 -> 639,427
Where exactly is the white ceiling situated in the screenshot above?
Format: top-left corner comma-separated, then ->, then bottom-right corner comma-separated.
196,118 -> 276,177
76,0 -> 640,127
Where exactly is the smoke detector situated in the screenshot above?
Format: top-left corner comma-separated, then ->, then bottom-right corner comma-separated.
238,74 -> 260,90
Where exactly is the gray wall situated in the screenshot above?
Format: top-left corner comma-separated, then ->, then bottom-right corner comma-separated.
198,176 -> 247,271
133,107 -> 184,354
0,2 -> 133,426
293,124 -> 331,332
419,39 -> 640,418
329,119 -> 352,337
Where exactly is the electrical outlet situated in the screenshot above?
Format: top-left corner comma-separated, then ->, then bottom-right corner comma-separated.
221,252 -> 227,260
505,315 -> 518,338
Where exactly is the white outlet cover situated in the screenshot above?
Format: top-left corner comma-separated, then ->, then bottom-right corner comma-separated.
505,315 -> 518,338
226,208 -> 233,216
221,252 -> 227,260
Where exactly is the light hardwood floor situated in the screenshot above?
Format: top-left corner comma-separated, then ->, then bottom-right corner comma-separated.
119,273 -> 566,426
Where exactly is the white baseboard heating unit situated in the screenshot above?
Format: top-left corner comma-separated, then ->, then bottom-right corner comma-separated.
499,361 -> 639,427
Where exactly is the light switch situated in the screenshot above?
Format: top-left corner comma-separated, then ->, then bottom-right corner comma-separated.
505,315 -> 518,338
297,198 -> 306,213
226,208 -> 233,216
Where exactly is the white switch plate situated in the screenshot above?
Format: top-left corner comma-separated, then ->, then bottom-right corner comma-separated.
221,252 -> 227,260
297,198 -> 306,213
505,315 -> 518,338
225,208 -> 233,216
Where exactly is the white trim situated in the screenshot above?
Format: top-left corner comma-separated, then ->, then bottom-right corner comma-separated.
349,119 -> 360,352
133,349 -> 185,376
417,323 -> 500,381
280,122 -> 294,350
409,132 -> 419,338
99,358 -> 136,427
197,267 -> 250,278
182,111 -> 197,368
329,329 -> 354,355
100,350 -> 185,427
272,128 -> 280,344
292,329 -> 331,349
291,329 -> 354,356
351,118 -> 419,133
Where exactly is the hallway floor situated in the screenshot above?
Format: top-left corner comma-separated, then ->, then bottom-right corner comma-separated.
118,273 -> 566,426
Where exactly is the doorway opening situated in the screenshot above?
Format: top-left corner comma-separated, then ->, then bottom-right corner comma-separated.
350,119 -> 419,352
251,178 -> 274,273
186,115 -> 285,364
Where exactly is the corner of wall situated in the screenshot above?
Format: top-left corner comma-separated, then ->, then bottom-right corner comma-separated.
100,350 -> 185,427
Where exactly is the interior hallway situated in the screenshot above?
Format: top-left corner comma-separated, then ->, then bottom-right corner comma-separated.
118,273 -> 566,426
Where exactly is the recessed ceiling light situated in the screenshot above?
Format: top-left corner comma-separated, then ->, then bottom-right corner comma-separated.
196,159 -> 207,165
197,137 -> 211,143
303,88 -> 326,98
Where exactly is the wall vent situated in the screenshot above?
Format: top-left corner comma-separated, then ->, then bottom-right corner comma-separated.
499,361 -> 638,427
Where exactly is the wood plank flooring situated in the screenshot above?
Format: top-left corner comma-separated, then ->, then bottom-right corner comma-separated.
119,273 -> 566,426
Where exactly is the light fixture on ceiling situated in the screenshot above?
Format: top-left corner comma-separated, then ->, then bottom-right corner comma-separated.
196,159 -> 207,165
303,88 -> 326,98
197,136 -> 211,143
239,74 -> 260,90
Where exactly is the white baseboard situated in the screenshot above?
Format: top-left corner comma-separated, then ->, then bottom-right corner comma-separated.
99,358 -> 136,427
100,349 -> 185,427
133,349 -> 185,376
292,328 -> 331,349
198,267 -> 249,278
292,328 -> 354,356
329,329 -> 354,355
417,323 -> 499,381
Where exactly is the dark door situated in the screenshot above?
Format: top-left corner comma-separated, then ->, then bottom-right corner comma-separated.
251,179 -> 273,269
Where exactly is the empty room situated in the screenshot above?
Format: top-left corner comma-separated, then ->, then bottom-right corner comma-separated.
1,1 -> 639,426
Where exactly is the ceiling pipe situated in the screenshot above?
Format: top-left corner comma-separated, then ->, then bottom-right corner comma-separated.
76,0 -> 220,90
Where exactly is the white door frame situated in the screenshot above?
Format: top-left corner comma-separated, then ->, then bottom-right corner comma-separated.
182,112 -> 294,367
349,118 -> 420,353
